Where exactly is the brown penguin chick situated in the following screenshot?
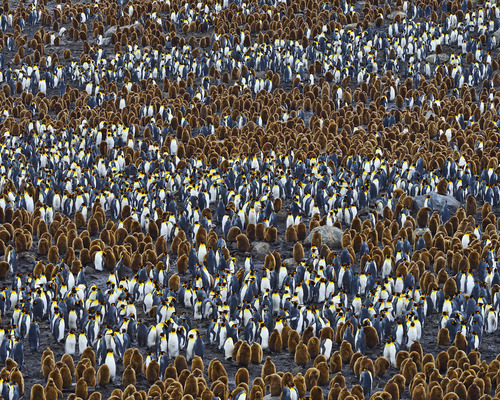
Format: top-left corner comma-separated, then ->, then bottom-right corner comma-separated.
236,233 -> 250,252
314,355 -> 327,367
293,242 -> 304,261
265,373 -> 282,396
402,360 -> 418,384
297,223 -> 307,241
411,382 -> 427,400
444,278 -> 458,297
315,362 -> 329,386
146,359 -> 160,383
416,208 -> 429,228
192,356 -> 204,373
286,226 -> 298,242
264,226 -> 277,242
307,337 -> 320,359
31,383 -> 45,400
389,374 -> 406,395
10,368 -> 23,394
236,341 -> 252,367
184,374 -> 199,397
48,368 -> 63,391
202,388 -> 215,400
179,369 -> 191,387
294,373 -> 306,397
175,355 -> 189,375
340,341 -> 353,363
396,351 -> 409,370
250,384 -> 263,400
295,341 -> 311,367
83,366 -> 96,387
75,377 -> 87,399
246,223 -> 256,241
438,328 -> 450,345
42,354 -> 56,379
227,227 -> 241,242
235,368 -> 249,386
320,327 -> 335,343
288,330 -> 300,354
165,364 -> 178,380
177,254 -> 189,274
256,223 -> 266,241
329,351 -> 342,373
330,373 -> 346,388
454,332 -> 468,351
88,393 -> 101,400
427,382 -> 443,398
262,357 -> 276,380
264,254 -> 276,270
435,351 -> 449,374
281,324 -> 292,350
302,326 -> 315,345
311,231 -> 322,248
328,383 -> 342,400
466,194 -> 477,216
251,342 -> 263,364
60,364 -> 73,388
211,360 -> 228,381
281,372 -> 295,388
48,245 -> 59,263
304,367 -> 320,390
168,273 -> 180,291
37,237 -> 50,255
129,348 -> 143,374
96,364 -> 110,386
436,179 -> 448,195
42,348 -> 55,363
269,329 -> 282,353
364,325 -> 380,347
384,381 -> 400,400
467,383 -> 481,400
81,347 -> 96,366
310,386 -> 324,400
375,356 -> 390,377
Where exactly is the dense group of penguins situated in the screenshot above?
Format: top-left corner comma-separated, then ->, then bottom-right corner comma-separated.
1,0 -> 500,398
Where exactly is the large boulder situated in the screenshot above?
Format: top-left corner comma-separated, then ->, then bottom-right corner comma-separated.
305,226 -> 343,249
413,192 -> 461,213
251,242 -> 271,260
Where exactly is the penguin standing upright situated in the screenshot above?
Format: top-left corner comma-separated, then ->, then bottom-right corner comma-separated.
105,349 -> 116,381
186,331 -> 197,362
224,336 -> 234,360
360,369 -> 373,397
12,337 -> 23,369
78,330 -> 88,355
28,321 -> 40,351
168,329 -> 180,358
65,330 -> 77,355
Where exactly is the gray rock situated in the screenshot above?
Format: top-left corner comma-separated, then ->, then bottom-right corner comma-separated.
493,28 -> 500,43
104,25 -> 118,38
251,242 -> 271,260
283,258 -> 298,269
424,110 -> 436,120
413,192 -> 461,213
305,226 -> 343,249
388,11 -> 406,20
413,227 -> 431,241
425,53 -> 450,63
105,22 -> 141,38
